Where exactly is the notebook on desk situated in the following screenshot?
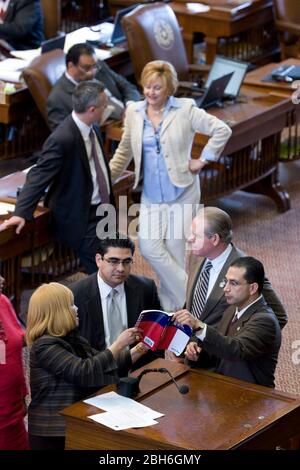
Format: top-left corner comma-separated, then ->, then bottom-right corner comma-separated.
196,72 -> 234,110
204,56 -> 249,101
41,34 -> 66,54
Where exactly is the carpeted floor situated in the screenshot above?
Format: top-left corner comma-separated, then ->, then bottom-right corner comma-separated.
20,164 -> 300,396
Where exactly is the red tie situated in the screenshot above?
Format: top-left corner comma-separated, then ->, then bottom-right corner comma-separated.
89,129 -> 110,203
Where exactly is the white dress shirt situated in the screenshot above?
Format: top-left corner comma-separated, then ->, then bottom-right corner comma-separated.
97,273 -> 128,347
206,244 -> 233,298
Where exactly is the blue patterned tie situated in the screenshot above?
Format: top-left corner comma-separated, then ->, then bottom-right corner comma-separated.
191,261 -> 213,319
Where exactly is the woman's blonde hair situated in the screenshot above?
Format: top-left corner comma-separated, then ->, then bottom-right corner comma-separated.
26,282 -> 77,346
140,60 -> 178,96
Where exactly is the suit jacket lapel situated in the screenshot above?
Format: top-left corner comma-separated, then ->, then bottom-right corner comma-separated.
161,107 -> 177,136
69,117 -> 91,177
124,276 -> 139,327
201,245 -> 240,322
85,273 -> 106,350
186,256 -> 205,310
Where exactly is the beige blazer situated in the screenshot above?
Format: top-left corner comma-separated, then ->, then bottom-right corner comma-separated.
109,97 -> 232,189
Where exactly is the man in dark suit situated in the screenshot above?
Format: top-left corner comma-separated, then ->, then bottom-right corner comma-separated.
0,0 -> 44,50
47,43 -> 140,131
185,206 -> 287,329
70,234 -> 161,352
0,80 -> 114,274
174,256 -> 281,387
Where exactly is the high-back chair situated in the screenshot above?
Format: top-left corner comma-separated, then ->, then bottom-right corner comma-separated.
273,0 -> 300,59
22,49 -> 66,128
121,3 -> 206,85
41,0 -> 62,39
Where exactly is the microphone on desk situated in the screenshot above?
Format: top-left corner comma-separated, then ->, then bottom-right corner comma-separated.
117,367 -> 189,398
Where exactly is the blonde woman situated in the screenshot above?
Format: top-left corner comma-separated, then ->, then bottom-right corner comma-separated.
109,60 -> 232,311
26,282 -> 146,450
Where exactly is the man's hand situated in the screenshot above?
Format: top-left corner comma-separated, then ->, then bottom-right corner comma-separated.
185,341 -> 201,362
173,309 -> 198,330
189,159 -> 208,174
0,216 -> 25,234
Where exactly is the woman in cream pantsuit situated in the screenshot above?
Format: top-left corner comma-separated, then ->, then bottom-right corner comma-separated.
109,61 -> 232,311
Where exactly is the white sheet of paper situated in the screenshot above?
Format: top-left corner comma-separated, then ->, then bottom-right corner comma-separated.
88,409 -> 158,431
0,202 -> 15,215
84,391 -> 164,420
186,3 -> 210,13
64,22 -> 114,52
11,48 -> 41,62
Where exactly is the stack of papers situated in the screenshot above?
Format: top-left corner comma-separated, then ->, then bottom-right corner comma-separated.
84,391 -> 164,431
0,202 -> 15,215
0,58 -> 30,83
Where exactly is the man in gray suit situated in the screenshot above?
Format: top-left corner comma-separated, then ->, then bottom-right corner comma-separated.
185,206 -> 287,329
174,256 -> 281,387
71,233 -> 161,352
47,42 -> 140,131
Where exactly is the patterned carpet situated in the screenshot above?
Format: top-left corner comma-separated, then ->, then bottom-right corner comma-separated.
20,165 -> 300,396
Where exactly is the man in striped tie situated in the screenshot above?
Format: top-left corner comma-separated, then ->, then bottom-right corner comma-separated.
185,207 -> 287,329
173,256 -> 282,387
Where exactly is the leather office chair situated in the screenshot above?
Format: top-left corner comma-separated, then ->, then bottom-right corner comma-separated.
273,0 -> 300,59
121,3 -> 207,86
41,0 -> 62,39
22,49 -> 66,128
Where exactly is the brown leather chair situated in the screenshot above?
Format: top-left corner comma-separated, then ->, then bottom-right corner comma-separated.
273,0 -> 300,59
41,0 -> 62,39
22,49 -> 66,128
121,3 -> 207,85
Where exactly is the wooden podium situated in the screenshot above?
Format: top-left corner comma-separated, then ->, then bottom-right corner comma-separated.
61,359 -> 300,450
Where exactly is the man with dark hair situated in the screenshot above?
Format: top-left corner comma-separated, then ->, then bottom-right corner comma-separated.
0,80 -> 114,274
0,0 -> 44,50
70,233 -> 161,352
173,256 -> 282,388
47,42 -> 140,131
185,206 -> 287,329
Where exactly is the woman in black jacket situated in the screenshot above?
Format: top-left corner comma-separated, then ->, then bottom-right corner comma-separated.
26,282 -> 147,450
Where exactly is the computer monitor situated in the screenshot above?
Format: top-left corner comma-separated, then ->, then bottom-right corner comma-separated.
109,4 -> 140,46
205,56 -> 249,100
41,34 -> 66,54
197,72 -> 234,109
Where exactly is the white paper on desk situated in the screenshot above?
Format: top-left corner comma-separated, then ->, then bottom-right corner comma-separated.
11,48 -> 41,62
0,58 -> 30,83
94,48 -> 112,61
186,3 -> 210,13
88,409 -> 158,431
84,391 -> 164,420
0,202 -> 15,215
64,22 -> 114,52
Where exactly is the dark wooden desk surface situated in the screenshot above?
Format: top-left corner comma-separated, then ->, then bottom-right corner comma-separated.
244,58 -> 300,94
62,358 -> 300,450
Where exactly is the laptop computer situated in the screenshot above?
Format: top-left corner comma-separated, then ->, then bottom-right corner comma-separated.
204,56 -> 249,101
196,72 -> 234,109
107,4 -> 140,46
41,34 -> 66,54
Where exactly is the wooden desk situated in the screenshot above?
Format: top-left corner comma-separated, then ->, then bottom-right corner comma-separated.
62,358 -> 300,450
244,58 -> 300,162
106,89 -> 291,212
108,0 -> 278,65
